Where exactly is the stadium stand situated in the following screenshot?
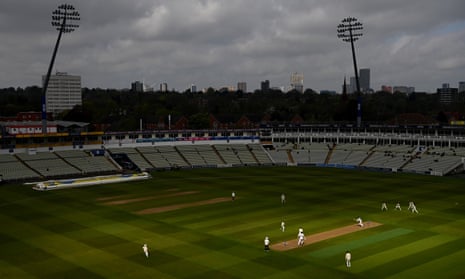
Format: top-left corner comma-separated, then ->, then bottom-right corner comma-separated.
156,146 -> 190,168
195,144 -> 225,166
229,144 -> 258,166
360,145 -> 415,171
136,146 -> 171,169
401,146 -> 464,175
247,144 -> 274,165
2,124 -> 465,183
175,145 -> 208,167
0,154 -> 40,181
328,143 -> 374,167
306,143 -> 331,164
267,149 -> 290,165
108,147 -> 153,171
176,145 -> 225,167
16,152 -> 81,177
56,149 -> 121,174
214,144 -> 243,166
291,149 -> 311,164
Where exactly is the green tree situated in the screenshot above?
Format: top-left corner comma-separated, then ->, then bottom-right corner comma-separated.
189,113 -> 210,129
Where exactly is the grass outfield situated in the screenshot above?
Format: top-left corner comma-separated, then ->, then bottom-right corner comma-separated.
0,167 -> 464,278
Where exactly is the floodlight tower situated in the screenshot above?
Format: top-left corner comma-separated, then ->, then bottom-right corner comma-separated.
337,17 -> 363,127
41,4 -> 80,134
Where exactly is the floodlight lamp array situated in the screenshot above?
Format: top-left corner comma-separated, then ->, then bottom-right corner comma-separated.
51,4 -> 80,33
337,17 -> 363,43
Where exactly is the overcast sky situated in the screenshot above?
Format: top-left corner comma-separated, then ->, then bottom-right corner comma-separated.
1,0 -> 464,92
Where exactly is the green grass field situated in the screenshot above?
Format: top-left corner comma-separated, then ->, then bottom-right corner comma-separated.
1,167 -> 464,278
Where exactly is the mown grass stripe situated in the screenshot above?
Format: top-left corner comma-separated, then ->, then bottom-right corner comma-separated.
219,260 -> 284,278
134,197 -> 231,214
187,250 -> 247,269
0,260 -> 37,279
308,228 -> 413,258
1,167 -> 464,278
363,238 -> 465,278
0,215 -> 170,278
1,193 -> 199,251
154,198 -> 269,224
431,219 -> 465,238
386,245 -> 465,279
351,234 -> 458,273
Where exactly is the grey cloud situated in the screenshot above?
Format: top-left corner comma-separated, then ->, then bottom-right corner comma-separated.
0,0 -> 464,92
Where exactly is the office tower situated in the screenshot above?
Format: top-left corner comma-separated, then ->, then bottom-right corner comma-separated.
459,81 -> 465,93
43,72 -> 81,115
131,81 -> 144,92
438,83 -> 458,104
290,72 -> 304,93
160,83 -> 168,92
349,77 -> 357,94
190,84 -> 197,93
359,68 -> 370,92
261,80 -> 270,92
237,82 -> 247,93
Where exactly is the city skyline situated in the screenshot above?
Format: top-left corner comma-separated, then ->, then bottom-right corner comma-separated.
0,0 -> 464,92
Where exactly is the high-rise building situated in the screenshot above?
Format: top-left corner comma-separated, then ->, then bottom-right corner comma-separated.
437,83 -> 458,104
349,76 -> 357,94
290,72 -> 304,93
190,84 -> 197,93
261,80 -> 270,92
359,68 -> 370,92
43,72 -> 81,115
459,81 -> 465,93
131,81 -> 144,92
160,83 -> 168,92
237,82 -> 247,93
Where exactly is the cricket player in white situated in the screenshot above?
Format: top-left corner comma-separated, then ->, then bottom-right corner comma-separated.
355,217 -> 364,227
297,231 -> 305,247
281,193 -> 286,205
142,243 -> 149,258
408,201 -> 414,211
408,201 -> 419,213
281,221 -> 285,232
232,191 -> 236,201
381,202 -> 388,211
264,236 -> 270,251
411,202 -> 419,213
395,202 -> 402,211
345,251 -> 351,267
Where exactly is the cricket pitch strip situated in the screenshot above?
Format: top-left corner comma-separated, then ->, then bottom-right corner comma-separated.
271,221 -> 382,251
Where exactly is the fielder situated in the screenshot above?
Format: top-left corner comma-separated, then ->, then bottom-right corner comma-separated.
281,220 -> 285,232
142,243 -> 149,258
395,202 -> 402,211
355,217 -> 364,227
408,201 -> 414,211
232,191 -> 236,201
281,193 -> 286,205
264,236 -> 270,252
408,201 -> 419,213
297,231 -> 305,247
345,250 -> 352,268
411,202 -> 419,213
381,202 -> 388,211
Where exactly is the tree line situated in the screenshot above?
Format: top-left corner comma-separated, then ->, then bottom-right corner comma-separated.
0,86 -> 464,131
